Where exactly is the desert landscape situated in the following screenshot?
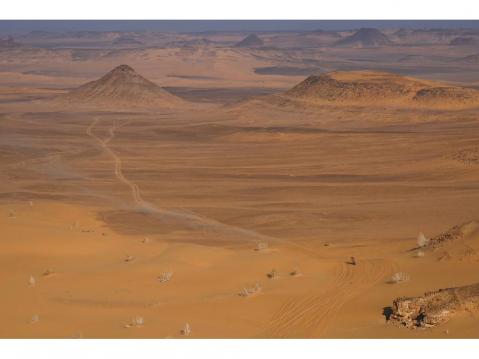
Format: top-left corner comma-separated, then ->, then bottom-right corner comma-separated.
2,22 -> 479,338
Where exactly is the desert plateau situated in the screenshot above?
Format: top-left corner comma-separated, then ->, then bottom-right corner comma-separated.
2,23 -> 479,338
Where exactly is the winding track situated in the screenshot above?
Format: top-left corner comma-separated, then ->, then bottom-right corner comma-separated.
85,117 -> 282,244
86,118 -> 142,205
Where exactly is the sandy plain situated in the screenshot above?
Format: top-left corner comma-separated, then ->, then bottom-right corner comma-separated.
2,28 -> 479,338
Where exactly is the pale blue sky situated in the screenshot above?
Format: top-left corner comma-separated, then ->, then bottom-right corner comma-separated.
1,20 -> 479,35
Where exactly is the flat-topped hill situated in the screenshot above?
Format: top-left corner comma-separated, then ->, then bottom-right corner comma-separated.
281,71 -> 479,109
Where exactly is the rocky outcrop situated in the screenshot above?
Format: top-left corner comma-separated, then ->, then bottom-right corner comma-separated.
428,221 -> 479,248
282,71 -> 479,109
390,283 -> 479,328
413,87 -> 479,106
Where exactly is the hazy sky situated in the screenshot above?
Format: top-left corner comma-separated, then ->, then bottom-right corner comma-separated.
1,20 -> 479,34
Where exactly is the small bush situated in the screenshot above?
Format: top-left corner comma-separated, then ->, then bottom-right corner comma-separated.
414,250 -> 425,258
290,268 -> 303,277
417,232 -> 429,248
390,272 -> 410,284
42,268 -> 54,277
125,316 -> 144,328
158,272 -> 173,283
29,275 -> 36,287
181,323 -> 191,336
124,255 -> 135,263
267,269 -> 278,279
239,283 -> 262,297
255,242 -> 268,251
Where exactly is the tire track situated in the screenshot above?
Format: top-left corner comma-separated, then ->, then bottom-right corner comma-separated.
262,257 -> 398,338
86,118 -> 142,205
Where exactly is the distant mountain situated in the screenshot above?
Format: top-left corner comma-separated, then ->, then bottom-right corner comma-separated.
449,37 -> 477,46
0,36 -> 21,48
392,28 -> 479,45
334,28 -> 393,48
112,36 -> 144,46
455,53 -> 479,63
234,34 -> 264,48
166,38 -> 215,47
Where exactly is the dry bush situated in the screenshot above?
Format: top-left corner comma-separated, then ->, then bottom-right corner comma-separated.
267,269 -> 278,279
124,255 -> 135,263
390,272 -> 410,284
414,250 -> 425,258
417,232 -> 430,248
239,283 -> 262,297
255,242 -> 268,251
29,314 -> 39,324
158,272 -> 173,283
29,275 -> 36,287
181,323 -> 191,336
124,316 -> 144,328
42,268 -> 54,277
290,268 -> 303,277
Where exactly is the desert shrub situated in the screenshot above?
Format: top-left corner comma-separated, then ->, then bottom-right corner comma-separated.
290,268 -> 303,276
42,268 -> 54,277
267,269 -> 278,279
124,255 -> 135,262
255,242 -> 268,251
29,275 -> 36,287
414,250 -> 425,258
158,272 -> 173,283
417,232 -> 429,248
125,316 -> 144,328
239,283 -> 262,297
181,323 -> 191,336
390,272 -> 410,284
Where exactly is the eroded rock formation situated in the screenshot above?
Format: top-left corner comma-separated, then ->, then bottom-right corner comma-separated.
390,283 -> 479,328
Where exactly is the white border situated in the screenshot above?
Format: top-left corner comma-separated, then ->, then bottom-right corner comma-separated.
1,339 -> 478,358
1,0 -> 478,20
2,0 -> 479,357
